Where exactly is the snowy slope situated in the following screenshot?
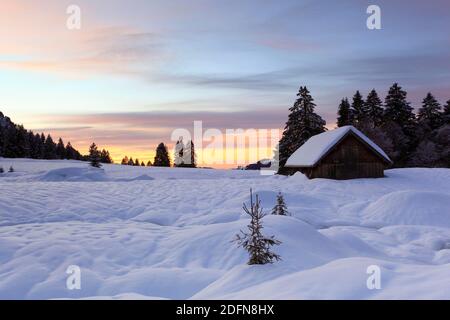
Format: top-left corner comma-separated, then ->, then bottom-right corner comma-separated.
0,158 -> 449,299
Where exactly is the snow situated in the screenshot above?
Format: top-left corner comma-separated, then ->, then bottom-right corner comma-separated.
0,158 -> 449,299
285,125 -> 392,167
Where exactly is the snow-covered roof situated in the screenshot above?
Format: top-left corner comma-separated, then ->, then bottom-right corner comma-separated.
285,126 -> 392,167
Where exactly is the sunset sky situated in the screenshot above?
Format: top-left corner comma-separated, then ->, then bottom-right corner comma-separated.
1,0 -> 449,166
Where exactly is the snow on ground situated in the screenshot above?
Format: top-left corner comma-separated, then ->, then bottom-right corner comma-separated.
0,158 -> 449,299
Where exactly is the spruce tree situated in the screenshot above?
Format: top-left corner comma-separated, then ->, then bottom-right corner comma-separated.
383,83 -> 415,127
382,83 -> 416,165
337,98 -> 352,127
351,90 -> 366,127
44,134 -> 57,159
271,192 -> 289,216
121,156 -> 129,165
443,100 -> 450,124
234,189 -> 281,265
56,138 -> 66,159
278,86 -> 326,172
153,143 -> 171,167
365,89 -> 384,127
134,158 -> 140,166
141,161 -> 145,166
88,143 -> 102,168
181,140 -> 197,168
128,157 -> 134,166
146,160 -> 152,166
417,93 -> 443,130
174,138 -> 184,167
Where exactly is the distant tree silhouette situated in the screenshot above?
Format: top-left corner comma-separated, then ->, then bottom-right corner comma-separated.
337,98 -> 352,127
89,143 -> 102,168
153,143 -> 171,167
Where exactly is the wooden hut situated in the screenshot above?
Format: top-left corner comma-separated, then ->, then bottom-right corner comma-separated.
284,126 -> 392,179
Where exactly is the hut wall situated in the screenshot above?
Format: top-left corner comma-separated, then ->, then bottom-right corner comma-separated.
310,134 -> 386,179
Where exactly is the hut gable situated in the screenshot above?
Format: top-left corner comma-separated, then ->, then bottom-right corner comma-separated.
285,126 -> 392,179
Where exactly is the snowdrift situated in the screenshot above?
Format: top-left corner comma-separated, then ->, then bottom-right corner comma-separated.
0,158 -> 449,299
362,191 -> 450,228
38,167 -> 109,182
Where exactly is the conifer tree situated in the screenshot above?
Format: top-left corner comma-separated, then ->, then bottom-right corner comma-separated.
56,138 -> 66,159
121,156 -> 129,165
234,189 -> 281,265
44,134 -> 57,159
0,167 -> 4,173
174,138 -> 184,167
417,92 -> 443,130
443,100 -> 450,124
88,143 -> 102,168
153,143 -> 171,167
337,98 -> 352,127
271,192 -> 289,216
8,166 -> 14,173
100,149 -> 113,164
128,157 -> 134,166
351,90 -> 366,127
382,83 -> 416,165
181,140 -> 197,168
141,161 -> 145,166
383,83 -> 415,127
147,160 -> 153,167
135,158 -> 140,166
365,89 -> 384,127
278,86 -> 326,172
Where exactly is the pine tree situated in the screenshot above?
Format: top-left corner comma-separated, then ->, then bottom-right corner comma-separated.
146,160 -> 152,167
337,98 -> 352,127
234,189 -> 281,265
88,143 -> 102,168
278,86 -> 326,172
383,83 -> 415,126
351,90 -> 366,127
100,149 -> 113,164
56,138 -> 66,159
365,89 -> 384,127
153,143 -> 171,167
128,157 -> 134,166
443,100 -> 450,124
121,156 -> 129,165
174,138 -> 184,167
141,161 -> 145,166
134,158 -> 140,166
44,134 -> 57,159
271,192 -> 289,216
382,83 -> 416,166
417,93 -> 443,130
181,140 -> 197,168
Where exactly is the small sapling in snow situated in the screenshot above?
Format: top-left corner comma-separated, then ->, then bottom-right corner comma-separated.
271,192 -> 289,216
234,189 -> 281,265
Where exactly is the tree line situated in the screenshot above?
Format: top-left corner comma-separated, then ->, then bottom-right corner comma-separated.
0,111 -> 113,164
120,139 -> 197,168
278,83 -> 450,173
